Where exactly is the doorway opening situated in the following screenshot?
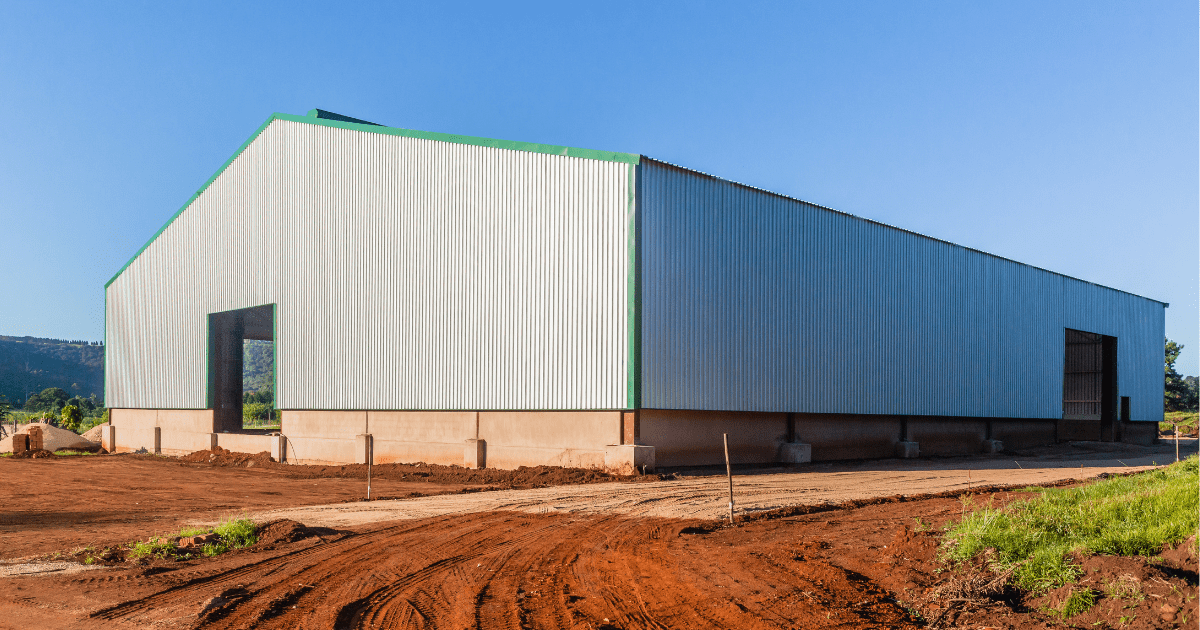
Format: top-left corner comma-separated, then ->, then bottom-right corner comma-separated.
1062,328 -> 1118,442
208,304 -> 275,433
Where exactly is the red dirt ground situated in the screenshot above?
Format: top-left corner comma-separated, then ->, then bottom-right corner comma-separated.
0,455 -> 1195,629
0,451 -> 647,559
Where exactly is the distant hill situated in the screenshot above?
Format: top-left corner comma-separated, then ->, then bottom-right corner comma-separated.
0,336 -> 105,407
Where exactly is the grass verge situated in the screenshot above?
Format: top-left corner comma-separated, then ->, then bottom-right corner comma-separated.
941,455 -> 1199,592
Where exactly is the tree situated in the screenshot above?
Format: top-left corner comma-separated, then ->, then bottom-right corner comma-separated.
24,387 -> 69,413
60,404 -> 82,433
1164,338 -> 1197,411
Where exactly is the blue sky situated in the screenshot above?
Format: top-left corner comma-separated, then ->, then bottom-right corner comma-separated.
1,1 -> 1196,373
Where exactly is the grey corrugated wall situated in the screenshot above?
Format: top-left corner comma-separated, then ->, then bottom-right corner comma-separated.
637,158 -> 1165,421
106,117 -> 633,410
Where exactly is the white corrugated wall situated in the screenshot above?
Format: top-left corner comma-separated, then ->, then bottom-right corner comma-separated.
106,118 -> 632,410
638,159 -> 1166,421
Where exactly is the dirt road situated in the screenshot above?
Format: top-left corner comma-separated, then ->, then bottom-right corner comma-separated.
0,453 -> 633,559
244,439 -> 1194,528
7,491 -> 1196,630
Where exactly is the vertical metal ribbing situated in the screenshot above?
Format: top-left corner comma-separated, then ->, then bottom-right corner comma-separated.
106,119 -> 631,411
637,158 -> 1165,420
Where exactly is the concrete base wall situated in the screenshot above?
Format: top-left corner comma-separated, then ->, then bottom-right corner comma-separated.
641,410 -> 788,467
114,408 -> 622,469
791,414 -> 903,462
643,410 -> 1071,466
112,407 -> 1139,468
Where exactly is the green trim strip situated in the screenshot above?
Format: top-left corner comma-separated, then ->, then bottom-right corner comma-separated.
626,162 -> 641,409
105,112 -> 640,289
275,113 -> 640,164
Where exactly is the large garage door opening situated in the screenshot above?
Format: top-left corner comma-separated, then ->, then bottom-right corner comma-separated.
208,304 -> 275,433
1063,328 -> 1118,441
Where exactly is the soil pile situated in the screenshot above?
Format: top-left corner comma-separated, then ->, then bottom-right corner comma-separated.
0,423 -> 97,453
181,447 -> 275,468
253,520 -> 342,549
81,423 -> 109,442
175,447 -> 656,488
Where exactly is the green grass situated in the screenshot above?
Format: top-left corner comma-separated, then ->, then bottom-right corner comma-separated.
1051,587 -> 1098,618
125,518 -> 258,562
942,455 -> 1199,593
129,539 -> 176,560
213,516 -> 257,548
1161,411 -> 1198,433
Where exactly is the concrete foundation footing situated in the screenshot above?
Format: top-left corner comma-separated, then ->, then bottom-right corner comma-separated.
982,439 -> 1003,454
604,444 -> 655,475
464,438 -> 486,469
356,434 -> 373,465
271,435 -> 288,463
778,442 -> 812,464
895,441 -> 920,459
102,425 -> 116,452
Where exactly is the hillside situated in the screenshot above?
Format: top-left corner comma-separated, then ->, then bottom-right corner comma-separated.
0,335 -> 105,406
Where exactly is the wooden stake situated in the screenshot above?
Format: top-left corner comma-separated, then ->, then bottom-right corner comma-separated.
723,433 -> 735,525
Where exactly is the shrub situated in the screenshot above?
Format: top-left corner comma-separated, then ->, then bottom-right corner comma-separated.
60,405 -> 82,432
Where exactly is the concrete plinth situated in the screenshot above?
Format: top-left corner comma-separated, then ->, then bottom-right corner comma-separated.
895,441 -> 919,459
465,438 -> 486,469
271,435 -> 288,463
604,444 -> 655,475
981,439 -> 1003,453
102,425 -> 115,452
356,434 -> 374,465
778,442 -> 812,464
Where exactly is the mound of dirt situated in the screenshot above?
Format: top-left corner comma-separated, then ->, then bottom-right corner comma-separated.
173,447 -> 657,489
0,423 -> 98,454
10,448 -> 56,459
81,423 -> 108,443
281,461 -> 647,488
181,447 -> 274,468
253,520 -> 340,548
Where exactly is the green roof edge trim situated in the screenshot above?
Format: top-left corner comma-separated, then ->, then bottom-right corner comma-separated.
275,113 -> 640,164
105,112 -> 639,289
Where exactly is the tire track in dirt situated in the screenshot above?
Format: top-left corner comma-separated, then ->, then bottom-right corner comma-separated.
87,511 -> 920,629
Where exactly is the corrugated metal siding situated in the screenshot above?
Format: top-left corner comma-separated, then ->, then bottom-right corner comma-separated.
638,159 -> 1165,421
107,119 -> 631,410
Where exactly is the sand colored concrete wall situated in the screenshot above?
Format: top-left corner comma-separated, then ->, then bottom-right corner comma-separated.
159,431 -> 215,457
217,433 -> 277,456
111,408 -> 215,454
641,410 -> 787,467
276,410 -> 619,467
475,411 -> 620,469
368,411 -> 476,465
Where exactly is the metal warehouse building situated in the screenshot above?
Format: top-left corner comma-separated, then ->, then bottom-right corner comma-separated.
103,110 -> 1165,470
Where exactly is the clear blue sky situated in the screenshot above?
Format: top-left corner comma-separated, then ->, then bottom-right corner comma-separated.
1,1 -> 1196,374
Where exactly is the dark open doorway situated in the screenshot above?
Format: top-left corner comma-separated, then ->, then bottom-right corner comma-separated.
208,304 -> 274,433
1063,328 -> 1118,442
